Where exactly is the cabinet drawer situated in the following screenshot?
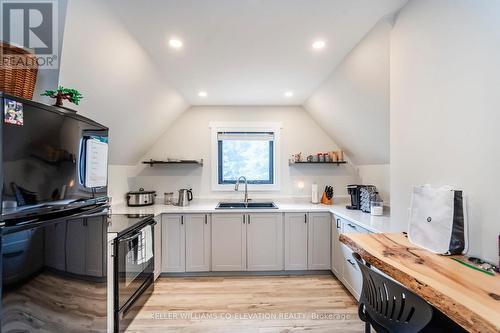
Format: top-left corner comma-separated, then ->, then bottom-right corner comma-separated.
340,244 -> 362,300
341,219 -> 369,235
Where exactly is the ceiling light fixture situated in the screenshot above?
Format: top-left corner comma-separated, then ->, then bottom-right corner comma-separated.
312,40 -> 326,50
168,38 -> 183,49
284,91 -> 294,98
198,91 -> 208,98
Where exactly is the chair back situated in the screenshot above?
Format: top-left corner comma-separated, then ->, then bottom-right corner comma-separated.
353,252 -> 433,333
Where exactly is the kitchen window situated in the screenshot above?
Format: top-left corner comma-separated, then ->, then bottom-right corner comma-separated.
211,122 -> 281,191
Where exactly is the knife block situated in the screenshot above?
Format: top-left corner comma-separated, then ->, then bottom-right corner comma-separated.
321,192 -> 333,205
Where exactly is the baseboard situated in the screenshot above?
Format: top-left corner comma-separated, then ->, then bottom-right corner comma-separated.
160,270 -> 334,277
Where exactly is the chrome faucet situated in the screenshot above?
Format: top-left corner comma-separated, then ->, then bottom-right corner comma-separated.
235,176 -> 249,203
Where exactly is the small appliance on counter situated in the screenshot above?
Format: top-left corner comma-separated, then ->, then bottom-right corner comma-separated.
126,188 -> 156,207
360,185 -> 377,213
346,185 -> 363,210
176,188 -> 193,206
164,192 -> 174,205
108,214 -> 156,333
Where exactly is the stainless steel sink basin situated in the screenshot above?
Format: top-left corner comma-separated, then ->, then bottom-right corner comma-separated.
216,202 -> 278,209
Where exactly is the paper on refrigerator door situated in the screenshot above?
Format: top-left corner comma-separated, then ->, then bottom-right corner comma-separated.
85,139 -> 109,188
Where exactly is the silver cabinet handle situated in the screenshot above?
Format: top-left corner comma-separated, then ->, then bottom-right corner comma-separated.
304,214 -> 307,223
336,219 -> 341,229
205,215 -> 208,224
243,215 -> 246,224
181,216 -> 184,225
347,259 -> 356,266
248,215 -> 251,224
347,223 -> 357,230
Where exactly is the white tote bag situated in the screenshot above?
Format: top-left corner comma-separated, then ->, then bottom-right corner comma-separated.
408,185 -> 468,255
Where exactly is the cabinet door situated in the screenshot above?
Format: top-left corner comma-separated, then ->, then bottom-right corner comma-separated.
162,215 -> 185,272
284,213 -> 308,270
85,215 -> 106,277
341,244 -> 362,300
154,215 -> 162,280
211,214 -> 246,271
247,213 -> 283,271
331,215 -> 343,278
66,218 -> 86,275
307,213 -> 331,270
185,214 -> 211,272
44,221 -> 67,271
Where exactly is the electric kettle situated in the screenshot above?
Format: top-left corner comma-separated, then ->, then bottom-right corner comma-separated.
177,188 -> 193,206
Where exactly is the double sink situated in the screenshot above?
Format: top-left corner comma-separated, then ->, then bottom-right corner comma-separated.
216,202 -> 278,210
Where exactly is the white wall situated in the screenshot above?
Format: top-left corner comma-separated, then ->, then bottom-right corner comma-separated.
391,0 -> 500,261
108,165 -> 138,205
304,19 -> 391,165
59,0 -> 189,165
357,164 -> 390,204
110,106 -> 360,201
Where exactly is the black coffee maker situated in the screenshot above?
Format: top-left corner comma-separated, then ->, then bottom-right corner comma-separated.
346,185 -> 363,210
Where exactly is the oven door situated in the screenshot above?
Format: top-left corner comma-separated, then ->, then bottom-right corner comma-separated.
115,221 -> 155,311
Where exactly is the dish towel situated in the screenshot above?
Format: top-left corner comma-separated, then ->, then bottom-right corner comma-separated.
143,224 -> 154,262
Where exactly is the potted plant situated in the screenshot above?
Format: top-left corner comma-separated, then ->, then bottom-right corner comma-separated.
41,86 -> 83,107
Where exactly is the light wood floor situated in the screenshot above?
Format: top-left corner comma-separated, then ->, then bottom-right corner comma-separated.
125,275 -> 364,333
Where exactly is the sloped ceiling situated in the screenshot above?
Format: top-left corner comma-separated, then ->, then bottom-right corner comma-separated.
59,0 -> 189,164
305,19 -> 392,165
59,0 -> 405,165
105,0 -> 406,106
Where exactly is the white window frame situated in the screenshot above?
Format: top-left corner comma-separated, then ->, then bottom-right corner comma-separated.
210,122 -> 281,192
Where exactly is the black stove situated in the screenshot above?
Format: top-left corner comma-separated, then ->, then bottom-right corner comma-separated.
109,213 -> 156,332
107,214 -> 154,237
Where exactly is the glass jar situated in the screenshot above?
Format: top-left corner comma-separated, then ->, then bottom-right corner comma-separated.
370,192 -> 384,216
164,192 -> 174,205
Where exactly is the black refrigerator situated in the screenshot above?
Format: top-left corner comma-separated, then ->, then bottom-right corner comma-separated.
0,93 -> 110,332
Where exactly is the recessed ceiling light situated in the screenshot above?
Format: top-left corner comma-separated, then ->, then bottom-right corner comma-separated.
168,38 -> 183,49
284,91 -> 294,98
198,91 -> 208,98
312,40 -> 326,50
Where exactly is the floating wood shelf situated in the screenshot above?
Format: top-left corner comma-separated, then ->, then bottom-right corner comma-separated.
289,161 -> 347,166
142,159 -> 204,167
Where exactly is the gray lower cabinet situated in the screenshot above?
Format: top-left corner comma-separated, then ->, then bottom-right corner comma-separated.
85,216 -> 106,277
331,216 -> 343,277
246,213 -> 283,271
284,213 -> 308,270
341,243 -> 363,300
154,215 -> 162,279
66,215 -> 107,277
333,214 -> 370,300
66,218 -> 87,275
284,212 -> 332,271
307,213 -> 331,270
3,228 -> 43,286
161,214 -> 186,272
161,214 -> 211,273
45,221 -> 67,271
185,214 -> 211,272
211,213 -> 284,272
211,214 -> 246,271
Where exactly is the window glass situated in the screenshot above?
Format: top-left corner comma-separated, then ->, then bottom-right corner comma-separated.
217,132 -> 274,184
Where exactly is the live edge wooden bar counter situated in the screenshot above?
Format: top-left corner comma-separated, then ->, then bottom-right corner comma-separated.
339,232 -> 500,333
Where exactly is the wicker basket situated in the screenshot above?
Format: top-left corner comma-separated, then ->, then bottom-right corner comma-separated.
0,42 -> 38,100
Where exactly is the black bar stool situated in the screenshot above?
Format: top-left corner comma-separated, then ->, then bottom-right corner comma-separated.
353,252 -> 467,333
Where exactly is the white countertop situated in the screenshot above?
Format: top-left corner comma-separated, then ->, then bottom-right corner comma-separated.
111,198 -> 404,234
